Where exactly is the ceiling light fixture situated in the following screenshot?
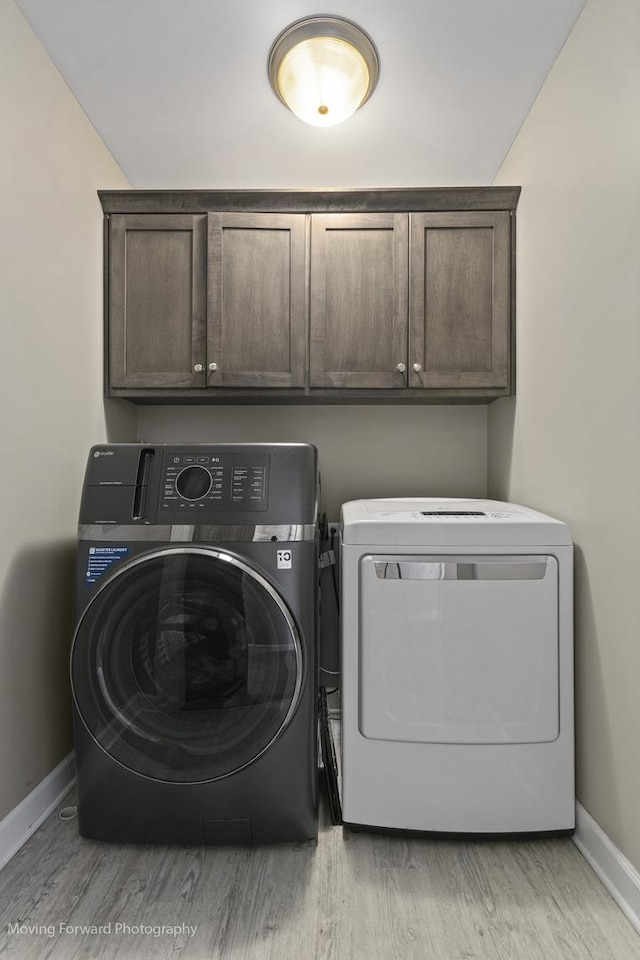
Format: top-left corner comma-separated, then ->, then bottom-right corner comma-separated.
268,15 -> 380,127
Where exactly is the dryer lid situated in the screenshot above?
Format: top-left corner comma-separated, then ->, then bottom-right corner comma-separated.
340,499 -> 572,547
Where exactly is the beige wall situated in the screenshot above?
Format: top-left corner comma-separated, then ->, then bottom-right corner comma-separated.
0,0 -> 133,818
137,405 -> 488,520
489,0 -> 640,868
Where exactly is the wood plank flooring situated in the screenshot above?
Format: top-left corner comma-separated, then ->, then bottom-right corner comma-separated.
0,789 -> 638,960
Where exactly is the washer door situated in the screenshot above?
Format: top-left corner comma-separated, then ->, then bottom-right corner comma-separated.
72,547 -> 303,783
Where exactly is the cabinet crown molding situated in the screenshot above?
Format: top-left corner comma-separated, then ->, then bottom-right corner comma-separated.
99,187 -> 521,216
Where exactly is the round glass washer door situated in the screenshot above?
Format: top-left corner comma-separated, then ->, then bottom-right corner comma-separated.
71,548 -> 303,783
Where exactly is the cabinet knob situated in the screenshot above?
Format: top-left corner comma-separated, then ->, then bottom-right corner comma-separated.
208,362 -> 218,372
193,363 -> 204,373
412,362 -> 422,373
396,362 -> 407,373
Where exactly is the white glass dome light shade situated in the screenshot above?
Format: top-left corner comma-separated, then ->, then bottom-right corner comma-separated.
269,17 -> 379,128
278,36 -> 370,127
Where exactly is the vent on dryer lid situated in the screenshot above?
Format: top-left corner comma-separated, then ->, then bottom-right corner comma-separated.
420,511 -> 487,516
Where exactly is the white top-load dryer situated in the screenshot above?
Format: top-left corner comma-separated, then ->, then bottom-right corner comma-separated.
340,498 -> 574,835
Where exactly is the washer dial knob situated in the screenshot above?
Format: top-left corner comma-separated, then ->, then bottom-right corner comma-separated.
175,465 -> 212,501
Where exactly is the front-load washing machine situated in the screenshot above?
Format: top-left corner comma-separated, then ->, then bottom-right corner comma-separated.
340,498 -> 574,835
72,443 -> 318,844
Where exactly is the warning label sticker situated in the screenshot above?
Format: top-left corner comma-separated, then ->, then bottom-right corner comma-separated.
85,546 -> 129,586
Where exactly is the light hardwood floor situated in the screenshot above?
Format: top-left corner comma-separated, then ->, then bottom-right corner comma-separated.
0,789 -> 639,960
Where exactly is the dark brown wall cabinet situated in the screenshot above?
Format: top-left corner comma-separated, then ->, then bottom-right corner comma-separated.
109,214 -> 207,389
310,214 -> 408,389
101,188 -> 519,403
409,212 -> 511,390
108,212 -> 305,391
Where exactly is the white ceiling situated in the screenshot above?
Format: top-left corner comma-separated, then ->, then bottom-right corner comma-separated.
15,0 -> 586,189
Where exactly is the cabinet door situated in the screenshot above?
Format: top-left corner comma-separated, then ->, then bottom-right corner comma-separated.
409,212 -> 511,389
310,214 -> 408,388
108,214 -> 207,389
207,213 -> 306,387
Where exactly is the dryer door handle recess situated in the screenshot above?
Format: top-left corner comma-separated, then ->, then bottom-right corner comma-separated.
373,558 -> 550,581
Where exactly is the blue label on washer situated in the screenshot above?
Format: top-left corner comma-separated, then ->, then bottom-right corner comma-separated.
85,546 -> 129,585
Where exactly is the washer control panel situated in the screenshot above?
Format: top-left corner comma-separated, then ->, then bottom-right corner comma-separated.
161,452 -> 269,512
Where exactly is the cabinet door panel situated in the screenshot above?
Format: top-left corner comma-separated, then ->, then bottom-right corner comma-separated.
310,214 -> 408,388
410,212 -> 510,388
207,214 -> 306,387
108,215 -> 206,389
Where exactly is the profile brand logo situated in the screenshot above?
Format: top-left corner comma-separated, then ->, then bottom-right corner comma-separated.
93,450 -> 115,458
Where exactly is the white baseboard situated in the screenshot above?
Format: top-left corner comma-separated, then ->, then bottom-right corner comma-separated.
0,752 -> 75,872
573,801 -> 640,935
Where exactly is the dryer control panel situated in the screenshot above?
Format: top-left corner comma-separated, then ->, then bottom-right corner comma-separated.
161,451 -> 268,512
